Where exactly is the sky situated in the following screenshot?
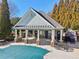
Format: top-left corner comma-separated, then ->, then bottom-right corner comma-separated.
10,0 -> 59,17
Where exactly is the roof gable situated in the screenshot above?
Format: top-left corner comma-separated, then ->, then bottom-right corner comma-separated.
33,9 -> 64,29
13,8 -> 64,30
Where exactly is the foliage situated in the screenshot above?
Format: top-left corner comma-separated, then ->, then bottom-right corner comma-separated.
50,0 -> 79,30
0,0 -> 19,17
10,17 -> 20,26
0,0 -> 11,35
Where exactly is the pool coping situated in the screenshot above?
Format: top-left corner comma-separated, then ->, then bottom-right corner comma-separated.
0,43 -> 54,59
0,43 -> 53,51
1,43 -> 79,59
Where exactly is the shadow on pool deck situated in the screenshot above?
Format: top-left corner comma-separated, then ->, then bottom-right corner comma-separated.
54,42 -> 79,52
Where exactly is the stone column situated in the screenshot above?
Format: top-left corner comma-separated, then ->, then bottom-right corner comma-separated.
25,30 -> 28,43
33,30 -> 35,36
36,30 -> 40,45
60,30 -> 63,42
19,29 -> 22,38
14,29 -> 17,42
51,30 -> 55,47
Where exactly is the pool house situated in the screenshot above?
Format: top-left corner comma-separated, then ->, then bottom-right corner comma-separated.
13,8 -> 64,46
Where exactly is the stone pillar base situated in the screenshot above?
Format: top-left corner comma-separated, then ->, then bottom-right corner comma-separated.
14,38 -> 17,42
36,40 -> 40,45
51,42 -> 54,47
60,40 -> 63,43
24,39 -> 27,43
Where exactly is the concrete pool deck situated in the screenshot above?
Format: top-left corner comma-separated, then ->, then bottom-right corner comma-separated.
0,43 -> 79,59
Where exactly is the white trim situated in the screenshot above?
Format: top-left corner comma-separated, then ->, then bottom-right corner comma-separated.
19,29 -> 22,38
37,30 -> 40,41
14,29 -> 17,42
60,30 -> 63,42
51,30 -> 55,43
25,30 -> 28,40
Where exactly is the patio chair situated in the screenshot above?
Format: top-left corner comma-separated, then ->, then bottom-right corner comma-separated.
0,39 -> 8,46
27,36 -> 36,43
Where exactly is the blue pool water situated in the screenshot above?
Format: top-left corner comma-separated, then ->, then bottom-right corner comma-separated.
0,45 -> 49,59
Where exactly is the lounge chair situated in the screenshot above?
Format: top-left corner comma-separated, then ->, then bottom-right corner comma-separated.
0,39 -> 8,46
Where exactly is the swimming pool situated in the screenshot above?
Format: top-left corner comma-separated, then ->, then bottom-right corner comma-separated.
0,45 -> 49,59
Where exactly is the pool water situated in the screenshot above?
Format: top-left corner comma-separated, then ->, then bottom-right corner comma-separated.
0,45 -> 49,59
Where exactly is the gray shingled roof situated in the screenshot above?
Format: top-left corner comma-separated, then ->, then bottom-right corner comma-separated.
33,9 -> 64,29
13,8 -> 64,30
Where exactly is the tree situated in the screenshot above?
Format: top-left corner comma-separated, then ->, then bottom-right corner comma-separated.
50,0 -> 79,30
0,0 -> 11,35
11,17 -> 20,26
0,0 -> 19,17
